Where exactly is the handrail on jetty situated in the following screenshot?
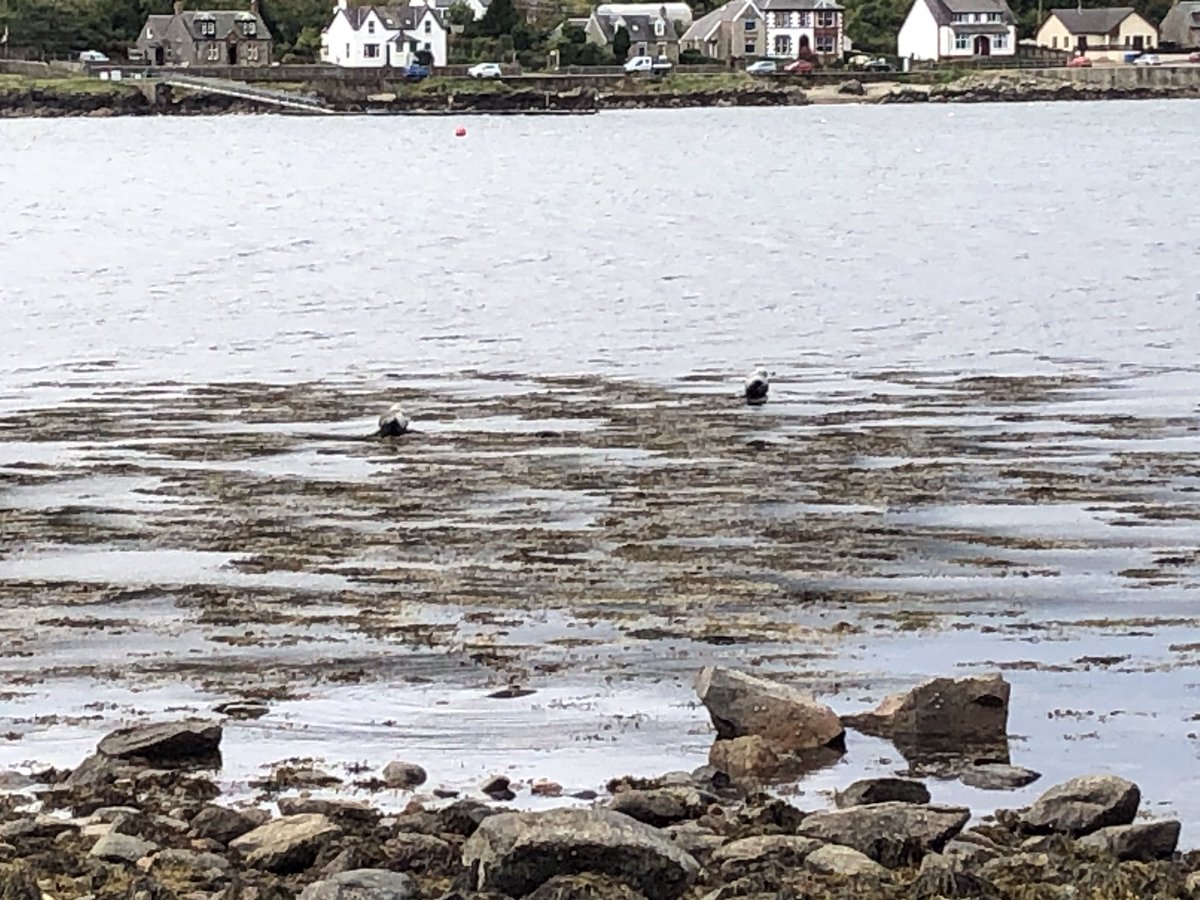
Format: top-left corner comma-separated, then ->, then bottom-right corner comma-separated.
161,74 -> 333,114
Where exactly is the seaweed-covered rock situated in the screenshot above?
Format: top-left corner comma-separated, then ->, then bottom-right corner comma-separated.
1019,774 -> 1140,836
230,814 -> 342,873
835,777 -> 930,808
797,802 -> 970,866
1077,820 -> 1179,861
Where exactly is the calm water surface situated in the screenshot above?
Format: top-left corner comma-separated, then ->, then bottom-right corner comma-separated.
2,103 -> 1200,833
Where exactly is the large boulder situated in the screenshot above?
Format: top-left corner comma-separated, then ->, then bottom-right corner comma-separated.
608,787 -> 713,827
96,719 -> 223,763
797,802 -> 970,866
189,803 -> 267,844
694,667 -> 844,753
461,808 -> 699,900
709,835 -> 821,877
1019,774 -> 1140,836
299,869 -> 416,899
805,843 -> 889,878
89,831 -> 159,863
835,777 -> 930,808
1077,820 -> 1180,861
230,814 -> 342,873
842,674 -> 1009,757
957,762 -> 1041,790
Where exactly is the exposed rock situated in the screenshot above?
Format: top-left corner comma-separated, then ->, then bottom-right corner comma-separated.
661,823 -> 724,858
462,808 -> 699,900
1077,820 -> 1180,861
299,868 -> 417,899
381,832 -> 457,873
695,667 -> 844,753
797,802 -> 970,866
532,779 -> 563,797
731,794 -> 806,833
958,763 -> 1041,790
89,831 -> 159,863
708,736 -> 780,779
189,804 -> 267,844
526,873 -> 651,900
0,772 -> 33,792
805,843 -> 889,878
64,752 -> 126,788
0,815 -> 78,841
278,797 -> 379,823
0,862 -> 41,899
146,848 -> 231,873
608,787 -> 713,827
481,775 -> 516,801
96,719 -> 223,763
229,813 -> 343,873
382,761 -> 427,790
837,79 -> 866,96
835,777 -> 930,808
942,837 -> 1002,870
910,851 -> 996,898
1019,774 -> 1140,836
842,674 -> 1010,757
213,701 -> 270,720
709,835 -> 821,876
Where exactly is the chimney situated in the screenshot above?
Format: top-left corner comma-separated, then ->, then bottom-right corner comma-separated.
249,0 -> 259,14
173,0 -> 183,14
337,0 -> 348,9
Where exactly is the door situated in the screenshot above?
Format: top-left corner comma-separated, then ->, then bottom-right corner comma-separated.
154,47 -> 164,65
1132,35 -> 1144,49
227,42 -> 237,64
974,35 -> 990,55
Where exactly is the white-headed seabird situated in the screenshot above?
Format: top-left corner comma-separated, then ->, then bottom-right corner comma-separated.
744,368 -> 770,406
377,403 -> 410,437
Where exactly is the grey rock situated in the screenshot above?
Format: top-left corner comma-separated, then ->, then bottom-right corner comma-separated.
0,772 -> 34,792
958,763 -> 1041,790
190,804 -> 266,844
838,79 -> 866,96
661,823 -> 724,857
299,868 -> 416,900
708,736 -> 781,779
609,787 -> 713,827
481,774 -> 515,801
1020,774 -> 1140,836
382,761 -> 427,790
230,813 -> 343,873
909,851 -> 994,898
527,874 -> 650,900
278,797 -> 379,823
836,777 -> 930,808
842,674 -> 1010,755
462,807 -> 699,900
942,837 -> 1002,869
92,806 -> 143,823
97,719 -> 222,763
0,861 -> 40,899
147,848 -> 231,872
695,666 -> 845,753
90,831 -> 159,864
381,832 -> 456,872
0,815 -> 78,841
798,802 -> 970,866
65,753 -> 127,788
805,843 -> 889,877
710,835 -> 821,876
1077,820 -> 1180,861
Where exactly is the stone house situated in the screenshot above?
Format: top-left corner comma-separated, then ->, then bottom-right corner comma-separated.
585,5 -> 685,60
136,1 -> 274,67
680,0 -> 766,61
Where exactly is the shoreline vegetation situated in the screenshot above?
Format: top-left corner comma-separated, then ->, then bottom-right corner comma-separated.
2,71 -> 1199,116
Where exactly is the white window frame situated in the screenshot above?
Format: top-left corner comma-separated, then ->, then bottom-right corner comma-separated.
954,33 -> 970,49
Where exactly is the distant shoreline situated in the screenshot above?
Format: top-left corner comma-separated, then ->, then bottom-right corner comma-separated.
2,75 -> 1198,118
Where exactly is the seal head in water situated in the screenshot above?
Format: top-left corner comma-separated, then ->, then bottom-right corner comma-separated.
744,368 -> 770,406
377,403 -> 410,437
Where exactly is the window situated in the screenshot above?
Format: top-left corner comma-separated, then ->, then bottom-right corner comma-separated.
954,33 -> 970,49
815,34 -> 835,51
993,32 -> 1007,49
816,11 -> 835,26
364,42 -> 379,57
771,11 -> 790,27
243,20 -> 256,35
797,11 -> 810,25
368,19 -> 375,32
423,41 -> 431,49
1051,35 -> 1057,47
654,18 -> 664,35
744,41 -> 756,51
773,33 -> 792,53
206,44 -> 220,60
744,19 -> 756,30
424,18 -> 432,32
952,13 -> 965,21
345,42 -> 350,56
245,44 -> 259,60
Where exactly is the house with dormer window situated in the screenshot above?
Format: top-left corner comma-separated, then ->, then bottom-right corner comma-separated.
320,0 -> 448,67
585,4 -> 685,60
897,0 -> 1017,60
135,0 -> 273,66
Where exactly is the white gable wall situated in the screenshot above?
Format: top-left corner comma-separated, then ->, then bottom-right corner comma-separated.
897,0 -> 939,59
321,5 -> 448,67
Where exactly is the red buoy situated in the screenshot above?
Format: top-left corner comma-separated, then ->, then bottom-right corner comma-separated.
455,126 -> 467,137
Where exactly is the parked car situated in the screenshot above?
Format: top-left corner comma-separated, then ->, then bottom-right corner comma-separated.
468,62 -> 503,78
78,50 -> 110,63
862,57 -> 893,72
746,59 -> 777,75
1067,54 -> 1092,67
783,58 -> 814,74
403,63 -> 431,80
1189,52 -> 1200,62
624,55 -> 673,73
1132,53 -> 1161,65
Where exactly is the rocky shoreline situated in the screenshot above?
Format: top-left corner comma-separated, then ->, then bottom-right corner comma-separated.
2,75 -> 1198,117
1,667 -> 1194,899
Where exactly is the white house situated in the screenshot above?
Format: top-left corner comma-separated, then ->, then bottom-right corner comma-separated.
760,0 -> 844,60
320,0 -> 448,67
897,0 -> 1017,60
423,0 -> 490,22
595,2 -> 695,26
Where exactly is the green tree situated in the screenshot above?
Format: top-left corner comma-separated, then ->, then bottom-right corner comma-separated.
611,23 -> 629,60
479,0 -> 517,37
575,41 -> 610,64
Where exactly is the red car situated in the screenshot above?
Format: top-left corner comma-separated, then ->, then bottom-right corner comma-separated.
1067,55 -> 1092,67
783,58 -> 814,74
1190,52 -> 1200,62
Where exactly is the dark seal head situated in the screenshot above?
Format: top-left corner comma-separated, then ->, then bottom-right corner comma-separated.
377,403 -> 410,437
744,368 -> 770,406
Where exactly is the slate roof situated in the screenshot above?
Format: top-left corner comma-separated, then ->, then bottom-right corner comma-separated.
682,0 -> 760,41
594,11 -> 680,41
920,0 -> 1016,26
178,9 -> 273,40
759,0 -> 844,10
1048,6 -> 1135,33
338,4 -> 443,32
